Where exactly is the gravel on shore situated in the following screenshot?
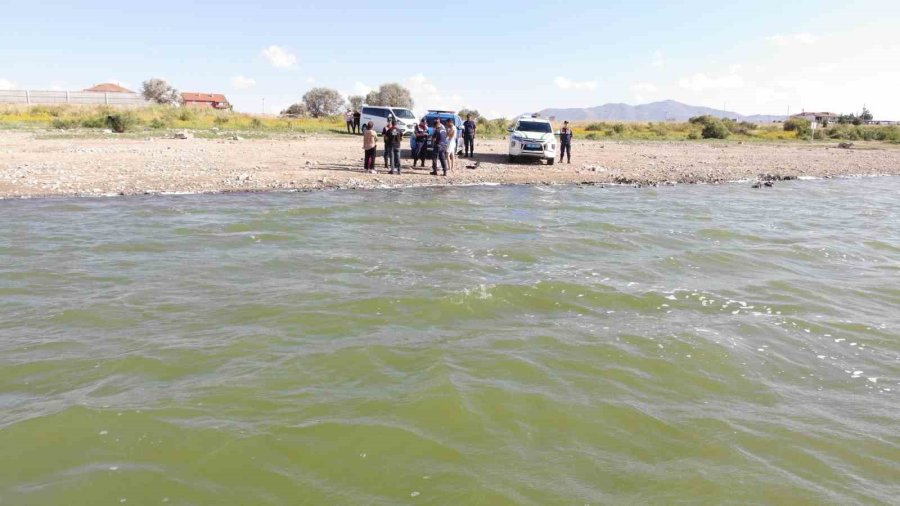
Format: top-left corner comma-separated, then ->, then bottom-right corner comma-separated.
2,131 -> 900,198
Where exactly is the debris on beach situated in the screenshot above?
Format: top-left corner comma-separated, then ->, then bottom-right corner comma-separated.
838,142 -> 854,149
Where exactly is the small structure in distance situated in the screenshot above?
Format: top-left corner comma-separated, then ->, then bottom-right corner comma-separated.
84,83 -> 135,94
181,92 -> 231,110
791,111 -> 838,126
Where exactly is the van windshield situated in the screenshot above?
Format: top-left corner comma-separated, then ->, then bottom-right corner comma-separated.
517,121 -> 552,133
393,109 -> 416,119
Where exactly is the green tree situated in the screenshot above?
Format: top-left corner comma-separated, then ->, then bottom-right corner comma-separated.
302,87 -> 345,118
348,95 -> 364,112
141,78 -> 181,105
860,106 -> 873,123
458,108 -> 481,120
365,83 -> 414,109
280,103 -> 308,117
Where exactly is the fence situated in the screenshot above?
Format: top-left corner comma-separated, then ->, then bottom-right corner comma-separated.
0,90 -> 150,107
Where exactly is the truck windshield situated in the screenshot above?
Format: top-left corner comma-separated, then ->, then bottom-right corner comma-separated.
517,121 -> 552,133
428,117 -> 451,127
393,109 -> 416,119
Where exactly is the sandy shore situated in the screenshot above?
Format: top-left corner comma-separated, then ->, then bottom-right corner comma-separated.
2,131 -> 900,198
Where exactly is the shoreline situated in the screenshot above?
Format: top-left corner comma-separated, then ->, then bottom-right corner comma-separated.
3,131 -> 900,199
5,173 -> 900,202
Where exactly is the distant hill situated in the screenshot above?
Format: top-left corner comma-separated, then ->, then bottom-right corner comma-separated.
535,100 -> 785,123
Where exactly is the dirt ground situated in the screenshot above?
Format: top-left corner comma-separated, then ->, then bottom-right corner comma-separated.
2,131 -> 900,198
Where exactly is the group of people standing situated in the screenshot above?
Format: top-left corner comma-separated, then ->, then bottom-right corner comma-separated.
345,110 -> 361,134
361,114 -> 478,176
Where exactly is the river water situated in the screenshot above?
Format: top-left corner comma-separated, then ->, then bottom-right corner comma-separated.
1,179 -> 898,505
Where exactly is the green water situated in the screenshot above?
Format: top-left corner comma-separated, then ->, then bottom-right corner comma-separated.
1,180 -> 898,505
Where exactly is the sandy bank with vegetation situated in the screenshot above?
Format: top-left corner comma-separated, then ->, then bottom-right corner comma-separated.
3,129 -> 900,199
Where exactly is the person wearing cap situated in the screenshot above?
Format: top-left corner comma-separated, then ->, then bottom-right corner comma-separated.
413,118 -> 429,167
345,110 -> 354,134
559,120 -> 574,164
363,121 -> 377,173
462,114 -> 477,157
385,119 -> 404,174
431,118 -> 449,176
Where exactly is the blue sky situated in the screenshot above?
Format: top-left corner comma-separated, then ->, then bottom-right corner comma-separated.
2,0 -> 899,118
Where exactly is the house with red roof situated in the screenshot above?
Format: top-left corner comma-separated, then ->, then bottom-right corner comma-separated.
181,92 -> 231,110
84,83 -> 135,93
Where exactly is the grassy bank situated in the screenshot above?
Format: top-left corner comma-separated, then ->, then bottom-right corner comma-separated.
0,104 -> 344,134
2,105 -> 898,143
567,119 -> 900,143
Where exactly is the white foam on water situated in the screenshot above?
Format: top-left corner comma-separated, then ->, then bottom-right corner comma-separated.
410,491 -> 420,497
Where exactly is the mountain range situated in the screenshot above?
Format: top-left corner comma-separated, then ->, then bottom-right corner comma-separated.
535,100 -> 785,123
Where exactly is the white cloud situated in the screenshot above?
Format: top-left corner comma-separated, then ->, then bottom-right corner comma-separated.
678,72 -> 745,92
631,82 -> 659,102
652,51 -> 665,67
406,74 -> 464,111
231,75 -> 256,90
0,78 -> 14,90
554,76 -> 598,91
767,32 -> 819,46
353,81 -> 372,95
306,77 -> 316,84
261,45 -> 297,69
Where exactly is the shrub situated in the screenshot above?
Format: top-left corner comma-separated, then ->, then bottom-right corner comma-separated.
783,117 -> 811,137
106,112 -> 138,133
213,115 -> 230,125
585,132 -> 601,140
81,115 -> 108,128
612,123 -> 626,135
687,130 -> 702,140
250,118 -> 263,129
701,119 -> 730,139
585,122 -> 605,131
178,108 -> 197,122
149,118 -> 170,129
722,119 -> 757,135
689,115 -> 716,125
52,118 -> 80,129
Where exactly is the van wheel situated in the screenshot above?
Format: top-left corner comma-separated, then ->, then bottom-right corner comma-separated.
508,155 -> 515,163
547,158 -> 555,165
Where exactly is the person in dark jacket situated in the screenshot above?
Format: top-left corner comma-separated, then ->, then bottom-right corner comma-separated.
413,119 -> 429,167
559,120 -> 574,163
352,110 -> 361,134
462,114 -> 477,157
385,119 -> 404,174
431,119 -> 449,176
381,115 -> 394,168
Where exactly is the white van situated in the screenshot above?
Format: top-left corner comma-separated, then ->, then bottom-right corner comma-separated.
360,105 -> 417,134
